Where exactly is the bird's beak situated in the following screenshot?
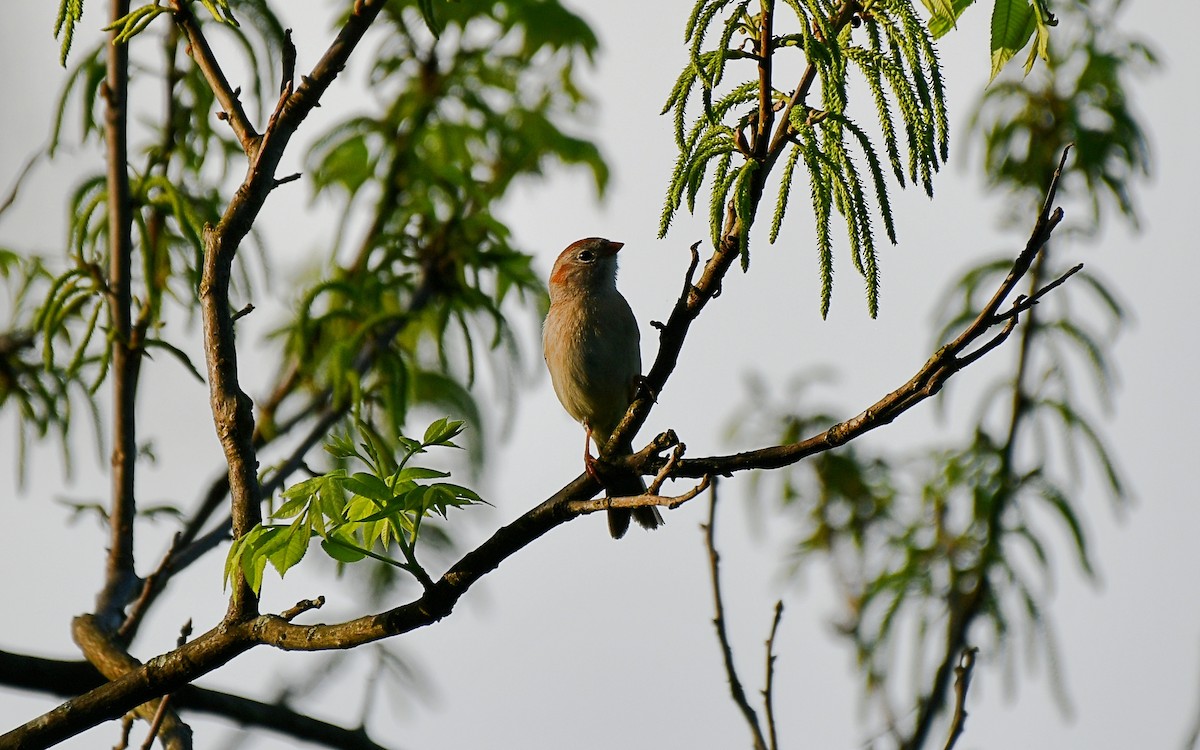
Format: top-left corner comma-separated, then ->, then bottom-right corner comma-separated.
601,240 -> 625,257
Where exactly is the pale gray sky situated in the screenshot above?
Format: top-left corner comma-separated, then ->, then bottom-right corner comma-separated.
2,2 -> 1198,749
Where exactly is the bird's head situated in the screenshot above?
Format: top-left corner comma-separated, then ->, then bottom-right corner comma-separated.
548,237 -> 624,300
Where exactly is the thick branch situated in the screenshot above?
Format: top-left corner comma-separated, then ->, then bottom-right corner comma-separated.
194,0 -> 388,619
72,616 -> 191,750
0,650 -> 392,750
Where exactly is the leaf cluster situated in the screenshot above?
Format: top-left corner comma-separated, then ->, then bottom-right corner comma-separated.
969,0 -> 1155,226
226,418 -> 484,594
659,0 -> 948,317
920,0 -> 1056,80
3,8 -> 287,473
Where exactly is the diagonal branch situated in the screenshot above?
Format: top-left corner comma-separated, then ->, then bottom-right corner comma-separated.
639,148 -> 1074,482
170,0 -> 259,152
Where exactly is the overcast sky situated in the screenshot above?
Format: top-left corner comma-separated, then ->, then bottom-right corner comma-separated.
2,2 -> 1199,749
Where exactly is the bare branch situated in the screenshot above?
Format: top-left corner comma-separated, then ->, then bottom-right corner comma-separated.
280,597 -> 326,622
763,601 -> 783,750
704,481 -> 769,750
0,650 -> 395,750
170,0 -> 259,152
565,474 -> 711,517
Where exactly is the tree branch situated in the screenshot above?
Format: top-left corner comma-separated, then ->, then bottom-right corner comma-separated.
763,600 -> 783,750
192,0 -> 388,619
703,481 -> 769,750
637,148 -> 1074,482
95,0 -> 143,631
0,650 -> 394,750
941,647 -> 979,750
170,0 -> 259,153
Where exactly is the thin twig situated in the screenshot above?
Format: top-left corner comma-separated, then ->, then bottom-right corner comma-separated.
170,0 -> 259,152
113,714 -> 134,750
993,262 -> 1083,322
704,480 -> 769,750
565,474 -> 710,517
280,597 -> 326,622
763,600 -> 784,750
941,647 -> 979,750
139,691 -> 173,750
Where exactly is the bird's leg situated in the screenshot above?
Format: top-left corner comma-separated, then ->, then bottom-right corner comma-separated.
583,423 -> 602,483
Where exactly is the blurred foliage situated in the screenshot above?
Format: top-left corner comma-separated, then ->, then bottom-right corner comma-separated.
969,0 -> 1155,225
661,0 -> 949,317
272,0 -> 607,465
2,8 -> 284,489
729,0 -> 1152,746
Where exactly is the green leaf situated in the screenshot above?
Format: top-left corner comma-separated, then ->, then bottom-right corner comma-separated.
343,472 -> 395,505
272,492 -> 313,520
143,338 -> 205,384
417,0 -> 442,36
989,0 -> 1037,81
312,134 -> 372,195
321,536 -> 367,563
926,0 -> 977,38
397,466 -> 451,482
54,0 -> 84,66
422,417 -> 464,447
267,517 -> 311,577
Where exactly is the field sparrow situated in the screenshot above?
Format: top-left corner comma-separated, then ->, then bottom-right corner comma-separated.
543,237 -> 663,538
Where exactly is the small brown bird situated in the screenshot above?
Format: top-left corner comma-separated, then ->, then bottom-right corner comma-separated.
543,237 -> 663,538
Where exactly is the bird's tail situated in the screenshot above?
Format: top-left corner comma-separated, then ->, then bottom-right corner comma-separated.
605,470 -> 664,539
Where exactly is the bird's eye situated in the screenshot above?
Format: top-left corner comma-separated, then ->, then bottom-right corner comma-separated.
577,249 -> 596,263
